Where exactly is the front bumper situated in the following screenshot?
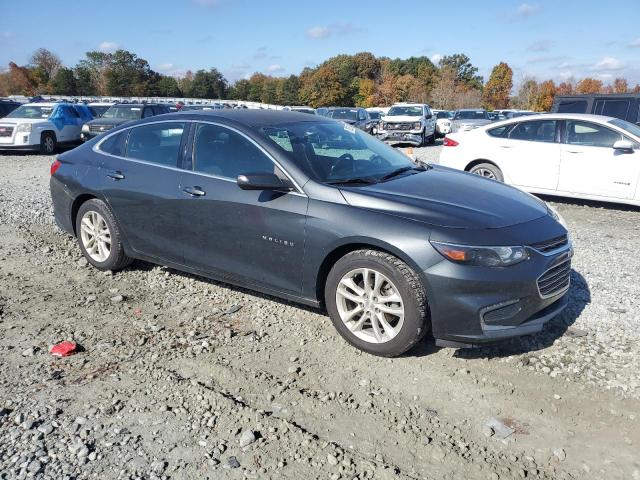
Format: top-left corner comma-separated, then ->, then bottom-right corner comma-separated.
424,244 -> 572,347
0,131 -> 39,150
377,131 -> 422,146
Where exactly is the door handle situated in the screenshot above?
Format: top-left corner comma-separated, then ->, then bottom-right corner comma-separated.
183,186 -> 206,197
106,170 -> 125,180
498,145 -> 512,149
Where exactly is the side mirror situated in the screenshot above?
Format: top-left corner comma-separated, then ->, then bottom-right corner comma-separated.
237,172 -> 293,191
613,140 -> 634,152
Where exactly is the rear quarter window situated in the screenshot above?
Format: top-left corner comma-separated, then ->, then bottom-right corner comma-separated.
487,125 -> 510,137
98,130 -> 128,157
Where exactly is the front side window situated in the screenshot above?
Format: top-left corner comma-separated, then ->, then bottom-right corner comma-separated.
125,122 -> 185,166
192,123 -> 277,178
487,125 -> 511,138
260,121 -> 417,184
508,120 -> 557,143
329,109 -> 358,121
566,121 -> 622,148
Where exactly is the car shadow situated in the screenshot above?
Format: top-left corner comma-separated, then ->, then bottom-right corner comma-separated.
411,269 -> 591,360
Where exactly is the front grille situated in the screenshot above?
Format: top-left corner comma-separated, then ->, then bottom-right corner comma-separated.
0,126 -> 14,137
530,235 -> 568,254
537,255 -> 571,298
89,125 -> 114,133
385,122 -> 414,131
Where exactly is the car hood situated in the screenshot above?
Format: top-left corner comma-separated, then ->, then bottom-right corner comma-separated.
382,115 -> 421,123
339,166 -> 548,229
86,118 -> 131,127
0,118 -> 50,126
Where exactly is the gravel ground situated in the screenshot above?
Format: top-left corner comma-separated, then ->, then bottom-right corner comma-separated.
0,149 -> 639,480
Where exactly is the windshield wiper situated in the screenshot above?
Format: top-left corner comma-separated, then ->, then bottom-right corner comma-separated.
325,177 -> 377,186
378,165 -> 426,182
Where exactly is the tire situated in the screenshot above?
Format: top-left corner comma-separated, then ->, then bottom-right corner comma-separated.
419,130 -> 428,147
75,199 -> 133,271
40,132 -> 56,155
469,162 -> 504,182
427,129 -> 436,145
325,249 -> 429,357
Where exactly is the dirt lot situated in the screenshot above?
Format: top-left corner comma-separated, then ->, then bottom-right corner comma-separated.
0,148 -> 639,480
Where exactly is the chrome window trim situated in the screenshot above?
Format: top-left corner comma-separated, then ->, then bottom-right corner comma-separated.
93,119 -> 307,197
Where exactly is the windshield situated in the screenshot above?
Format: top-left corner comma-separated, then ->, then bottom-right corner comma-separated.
328,109 -> 358,120
387,106 -> 423,117
436,111 -> 451,119
102,106 -> 143,120
7,105 -> 53,119
368,112 -> 381,119
609,118 -> 640,138
260,121 -> 419,184
89,105 -> 111,117
454,110 -> 489,120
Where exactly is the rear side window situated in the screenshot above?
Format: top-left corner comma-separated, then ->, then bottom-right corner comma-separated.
192,123 -> 276,178
99,130 -> 128,157
557,100 -> 587,113
566,121 -> 622,148
126,122 -> 185,167
594,99 -> 630,120
487,125 -> 510,137
508,120 -> 557,143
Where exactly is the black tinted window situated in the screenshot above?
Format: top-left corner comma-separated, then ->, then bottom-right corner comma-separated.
126,122 -> 185,166
566,121 -> 622,148
193,123 -> 275,178
557,100 -> 587,113
508,120 -> 557,143
99,130 -> 128,157
142,107 -> 154,118
594,99 -> 630,120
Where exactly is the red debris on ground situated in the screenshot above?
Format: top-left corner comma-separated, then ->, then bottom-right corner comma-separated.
49,341 -> 77,357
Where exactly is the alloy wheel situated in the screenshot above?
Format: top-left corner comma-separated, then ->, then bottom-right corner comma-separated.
335,268 -> 405,344
80,211 -> 111,262
473,168 -> 496,179
43,136 -> 55,154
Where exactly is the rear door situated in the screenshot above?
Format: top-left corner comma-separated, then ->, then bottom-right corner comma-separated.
490,119 -> 561,190
558,119 -> 640,199
176,122 -> 308,295
96,121 -> 187,263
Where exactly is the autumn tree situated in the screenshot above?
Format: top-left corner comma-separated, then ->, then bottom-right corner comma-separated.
533,80 -> 556,111
613,78 -> 629,94
439,53 -> 483,90
430,67 -> 457,110
354,78 -> 376,107
575,78 -> 603,94
482,62 -> 513,109
512,78 -> 539,110
556,81 -> 574,96
298,65 -> 345,107
30,48 -> 62,88
6,62 -> 37,96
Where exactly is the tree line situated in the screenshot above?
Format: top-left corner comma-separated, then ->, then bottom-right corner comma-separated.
1,48 -> 639,111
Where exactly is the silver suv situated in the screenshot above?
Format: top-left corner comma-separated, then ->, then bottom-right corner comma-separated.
377,103 -> 437,147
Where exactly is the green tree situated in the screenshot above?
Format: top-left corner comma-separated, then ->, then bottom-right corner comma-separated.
50,67 -> 77,95
30,48 -> 62,90
482,62 -> 513,109
229,79 -> 250,100
188,68 -> 228,98
157,76 -> 181,96
105,50 -> 158,96
439,53 -> 483,90
74,66 -> 96,95
281,75 -> 300,105
299,65 -> 346,107
76,51 -> 112,95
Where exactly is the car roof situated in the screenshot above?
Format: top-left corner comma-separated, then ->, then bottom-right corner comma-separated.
475,113 -> 618,131
168,109 -> 331,126
23,102 -> 58,107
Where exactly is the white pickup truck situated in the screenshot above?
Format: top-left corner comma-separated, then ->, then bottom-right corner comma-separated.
377,103 -> 437,147
0,102 -> 93,154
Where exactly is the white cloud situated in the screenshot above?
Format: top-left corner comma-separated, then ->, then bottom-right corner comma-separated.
628,38 -> 640,48
558,71 -> 574,80
307,26 -> 330,39
593,56 -> 624,71
517,3 -> 541,17
306,23 -> 361,39
266,64 -> 285,73
429,53 -> 442,64
99,41 -> 120,53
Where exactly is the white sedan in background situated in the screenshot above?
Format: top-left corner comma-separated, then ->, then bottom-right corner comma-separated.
439,113 -> 640,207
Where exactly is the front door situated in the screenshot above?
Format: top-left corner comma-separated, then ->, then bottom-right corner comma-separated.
177,122 -> 308,295
558,120 -> 640,199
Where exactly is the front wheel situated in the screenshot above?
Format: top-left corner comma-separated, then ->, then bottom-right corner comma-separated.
40,132 -> 56,155
469,162 -> 504,182
76,199 -> 133,271
325,250 -> 429,357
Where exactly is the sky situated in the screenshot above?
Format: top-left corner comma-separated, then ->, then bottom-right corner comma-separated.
1,0 -> 639,87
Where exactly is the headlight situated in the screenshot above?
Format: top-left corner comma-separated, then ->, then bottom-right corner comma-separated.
82,124 -> 90,133
413,122 -> 422,129
15,124 -> 32,133
431,241 -> 529,267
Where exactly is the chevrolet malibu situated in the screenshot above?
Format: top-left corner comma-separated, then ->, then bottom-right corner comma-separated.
50,110 -> 572,357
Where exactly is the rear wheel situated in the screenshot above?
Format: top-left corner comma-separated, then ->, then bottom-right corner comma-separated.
325,249 -> 429,357
469,162 -> 504,182
40,132 -> 56,155
76,199 -> 133,271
